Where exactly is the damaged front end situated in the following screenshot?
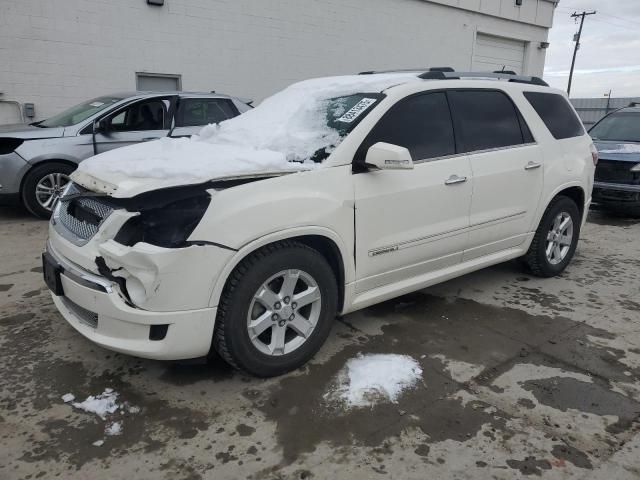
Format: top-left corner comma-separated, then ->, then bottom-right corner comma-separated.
49,180 -> 243,311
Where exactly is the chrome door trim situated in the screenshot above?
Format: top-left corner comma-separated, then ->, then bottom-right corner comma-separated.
367,211 -> 527,257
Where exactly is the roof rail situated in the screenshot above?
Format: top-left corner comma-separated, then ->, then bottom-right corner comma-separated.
359,67 -> 456,75
357,67 -> 549,87
359,68 -> 430,75
419,69 -> 549,87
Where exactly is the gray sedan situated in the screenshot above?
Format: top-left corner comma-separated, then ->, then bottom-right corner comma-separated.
0,92 -> 251,218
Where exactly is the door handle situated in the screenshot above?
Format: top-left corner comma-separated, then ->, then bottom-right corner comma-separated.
525,161 -> 542,171
142,137 -> 160,142
445,175 -> 468,186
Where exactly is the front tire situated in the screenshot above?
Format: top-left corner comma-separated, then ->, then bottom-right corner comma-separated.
524,195 -> 581,278
213,241 -> 338,377
21,162 -> 75,219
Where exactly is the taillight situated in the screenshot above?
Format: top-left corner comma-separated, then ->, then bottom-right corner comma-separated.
590,143 -> 599,166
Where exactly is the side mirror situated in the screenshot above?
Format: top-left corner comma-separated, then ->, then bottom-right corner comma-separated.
365,142 -> 414,171
93,118 -> 109,135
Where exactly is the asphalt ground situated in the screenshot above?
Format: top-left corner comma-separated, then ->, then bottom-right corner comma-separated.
1,206 -> 639,480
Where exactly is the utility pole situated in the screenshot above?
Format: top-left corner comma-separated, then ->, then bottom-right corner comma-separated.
567,10 -> 596,96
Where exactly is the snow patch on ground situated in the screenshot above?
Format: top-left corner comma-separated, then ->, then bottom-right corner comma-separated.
61,393 -> 75,403
71,388 -> 119,420
75,73 -> 418,190
431,354 -> 485,383
105,421 -> 122,436
63,388 -> 140,444
324,354 -> 423,409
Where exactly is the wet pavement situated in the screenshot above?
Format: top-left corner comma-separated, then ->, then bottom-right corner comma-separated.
1,207 -> 639,479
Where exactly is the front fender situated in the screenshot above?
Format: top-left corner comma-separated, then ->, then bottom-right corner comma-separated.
207,225 -> 354,309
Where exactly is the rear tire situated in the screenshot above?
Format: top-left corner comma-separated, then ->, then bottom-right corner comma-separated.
21,162 -> 75,219
524,195 -> 581,278
213,241 -> 338,377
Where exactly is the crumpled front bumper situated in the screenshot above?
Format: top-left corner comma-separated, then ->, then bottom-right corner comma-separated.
45,202 -> 237,360
46,240 -> 219,360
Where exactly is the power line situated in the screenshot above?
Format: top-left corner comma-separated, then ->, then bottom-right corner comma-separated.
557,5 -> 637,27
589,17 -> 637,33
568,10 -> 596,96
556,5 -> 637,29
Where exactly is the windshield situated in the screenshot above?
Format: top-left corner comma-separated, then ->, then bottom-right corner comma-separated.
194,73 -> 417,164
39,96 -> 124,128
590,112 -> 640,143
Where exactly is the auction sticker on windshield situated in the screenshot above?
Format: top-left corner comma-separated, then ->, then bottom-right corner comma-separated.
337,98 -> 377,123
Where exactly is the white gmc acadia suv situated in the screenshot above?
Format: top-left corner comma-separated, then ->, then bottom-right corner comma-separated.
43,69 -> 597,377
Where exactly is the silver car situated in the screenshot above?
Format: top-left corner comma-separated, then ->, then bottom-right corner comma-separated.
0,92 -> 251,218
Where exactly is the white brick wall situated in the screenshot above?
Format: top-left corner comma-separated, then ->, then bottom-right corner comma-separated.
0,0 -> 555,122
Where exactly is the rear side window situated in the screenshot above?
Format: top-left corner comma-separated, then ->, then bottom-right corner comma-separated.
176,98 -> 238,127
523,92 -> 585,140
448,90 -> 526,153
358,92 -> 456,162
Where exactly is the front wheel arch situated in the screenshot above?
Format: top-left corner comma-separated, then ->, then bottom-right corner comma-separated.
208,229 -> 350,312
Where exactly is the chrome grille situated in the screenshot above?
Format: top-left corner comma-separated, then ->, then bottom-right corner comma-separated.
57,183 -> 114,242
62,297 -> 99,329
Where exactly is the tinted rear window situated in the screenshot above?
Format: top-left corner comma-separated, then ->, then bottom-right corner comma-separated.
176,99 -> 238,127
448,90 -> 526,153
523,92 -> 585,140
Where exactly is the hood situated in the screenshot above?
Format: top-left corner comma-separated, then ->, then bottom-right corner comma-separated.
71,137 -> 315,198
594,141 -> 640,163
0,123 -> 65,139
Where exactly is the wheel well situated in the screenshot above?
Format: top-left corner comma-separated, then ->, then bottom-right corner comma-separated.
20,159 -> 77,194
292,235 -> 345,312
556,186 -> 586,220
231,235 -> 345,312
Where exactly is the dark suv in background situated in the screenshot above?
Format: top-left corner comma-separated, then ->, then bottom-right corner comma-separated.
590,103 -> 640,215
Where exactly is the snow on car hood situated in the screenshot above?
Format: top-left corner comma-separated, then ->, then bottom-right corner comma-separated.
73,73 -> 418,197
594,141 -> 640,162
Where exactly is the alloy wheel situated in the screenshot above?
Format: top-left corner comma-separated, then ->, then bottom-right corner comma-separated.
545,211 -> 574,265
247,269 -> 322,356
35,173 -> 70,211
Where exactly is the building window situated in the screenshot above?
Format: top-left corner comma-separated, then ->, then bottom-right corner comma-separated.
135,73 -> 182,92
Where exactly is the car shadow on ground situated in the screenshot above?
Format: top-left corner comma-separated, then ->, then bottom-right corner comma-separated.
0,206 -> 42,223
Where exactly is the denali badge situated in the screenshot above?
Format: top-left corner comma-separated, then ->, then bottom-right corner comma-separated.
369,245 -> 399,257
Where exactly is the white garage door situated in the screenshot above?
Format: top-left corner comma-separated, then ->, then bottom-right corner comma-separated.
473,33 -> 525,74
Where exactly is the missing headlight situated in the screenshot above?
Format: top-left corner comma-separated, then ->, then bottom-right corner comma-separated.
0,138 -> 24,155
115,192 -> 211,248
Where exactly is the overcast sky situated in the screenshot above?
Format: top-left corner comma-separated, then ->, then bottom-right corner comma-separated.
544,0 -> 640,99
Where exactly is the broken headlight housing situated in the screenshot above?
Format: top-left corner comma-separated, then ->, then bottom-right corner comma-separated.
0,138 -> 24,155
115,190 -> 211,248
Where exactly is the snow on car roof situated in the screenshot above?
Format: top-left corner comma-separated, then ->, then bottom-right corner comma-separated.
74,73 -> 419,194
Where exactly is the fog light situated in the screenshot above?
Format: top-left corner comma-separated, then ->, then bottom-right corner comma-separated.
149,324 -> 169,341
